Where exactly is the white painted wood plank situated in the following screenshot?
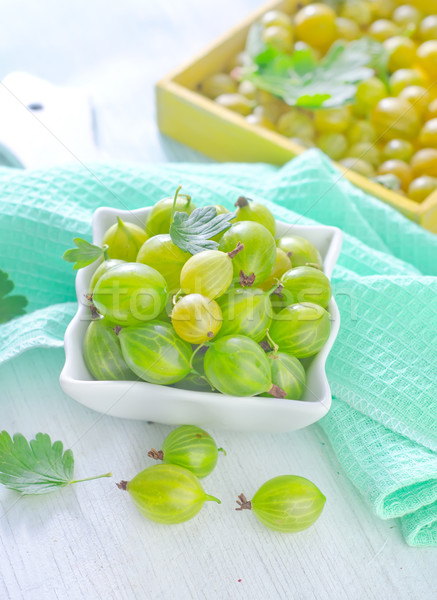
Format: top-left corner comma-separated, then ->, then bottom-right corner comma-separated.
1,349 -> 436,600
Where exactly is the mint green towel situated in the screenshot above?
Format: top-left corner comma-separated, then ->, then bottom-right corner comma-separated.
0,150 -> 436,546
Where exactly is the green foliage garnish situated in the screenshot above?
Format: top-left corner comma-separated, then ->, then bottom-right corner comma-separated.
63,238 -> 108,270
372,174 -> 402,191
170,206 -> 236,254
0,270 -> 27,324
0,431 -> 112,495
242,27 -> 388,108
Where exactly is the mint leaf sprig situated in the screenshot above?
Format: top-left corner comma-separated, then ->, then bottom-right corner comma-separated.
0,270 -> 28,324
0,431 -> 112,495
63,238 -> 108,270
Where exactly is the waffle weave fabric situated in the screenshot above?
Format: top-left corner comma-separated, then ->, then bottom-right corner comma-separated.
0,149 -> 436,546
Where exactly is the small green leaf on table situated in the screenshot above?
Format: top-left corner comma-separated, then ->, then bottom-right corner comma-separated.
0,431 -> 111,495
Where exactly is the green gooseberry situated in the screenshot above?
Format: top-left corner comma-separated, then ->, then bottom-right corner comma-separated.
280,266 -> 332,308
269,303 -> 331,358
276,236 -> 322,269
261,352 -> 306,400
234,196 -> 276,237
83,318 -> 135,381
89,259 -> 124,292
137,234 -> 190,293
147,425 -> 225,478
146,194 -> 195,237
216,286 -> 276,342
117,464 -> 221,524
118,320 -> 192,385
219,221 -> 276,286
93,262 -> 168,326
236,475 -> 326,532
102,217 -> 148,262
204,335 -> 285,397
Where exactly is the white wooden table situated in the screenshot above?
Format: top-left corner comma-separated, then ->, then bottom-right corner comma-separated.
0,1 -> 436,599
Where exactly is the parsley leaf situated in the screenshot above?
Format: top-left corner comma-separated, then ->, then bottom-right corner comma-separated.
372,174 -> 401,191
242,33 -> 388,108
170,206 -> 236,254
0,270 -> 27,324
63,238 -> 107,270
0,431 -> 111,495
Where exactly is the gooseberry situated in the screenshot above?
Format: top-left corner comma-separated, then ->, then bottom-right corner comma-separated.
137,234 -> 190,293
118,320 -> 192,385
102,217 -> 148,262
236,475 -> 326,532
276,236 -> 322,269
147,425 -> 225,479
280,266 -> 332,309
219,222 -> 276,286
269,303 -> 331,358
93,263 -> 168,326
171,293 -> 222,344
117,464 -> 221,524
146,193 -> 195,237
234,196 -> 276,237
83,318 -> 134,381
180,244 -> 243,299
204,335 -> 285,397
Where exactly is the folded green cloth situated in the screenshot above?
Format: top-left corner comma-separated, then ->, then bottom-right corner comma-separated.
0,150 -> 436,546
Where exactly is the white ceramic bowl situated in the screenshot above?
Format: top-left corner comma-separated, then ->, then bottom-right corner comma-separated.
60,207 -> 342,432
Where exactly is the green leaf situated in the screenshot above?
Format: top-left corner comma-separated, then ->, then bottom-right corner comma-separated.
170,206 -> 236,254
290,47 -> 318,77
245,22 -> 266,61
242,31 -> 388,108
0,431 -> 112,495
0,432 -> 74,494
0,270 -> 27,324
63,238 -> 107,270
372,174 -> 401,191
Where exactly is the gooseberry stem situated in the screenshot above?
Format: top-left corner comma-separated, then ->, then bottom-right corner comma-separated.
227,241 -> 244,259
173,289 -> 183,305
239,270 -> 256,287
189,343 -> 208,371
84,294 -> 100,320
259,340 -> 273,352
306,262 -> 322,270
217,447 -> 227,456
235,493 -> 252,511
170,185 -> 182,226
269,384 -> 287,399
205,494 -> 221,504
147,448 -> 164,461
235,196 -> 251,208
265,329 -> 279,354
71,472 -> 112,484
266,281 -> 283,297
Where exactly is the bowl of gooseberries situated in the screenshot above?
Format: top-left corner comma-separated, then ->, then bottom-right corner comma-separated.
60,190 -> 342,431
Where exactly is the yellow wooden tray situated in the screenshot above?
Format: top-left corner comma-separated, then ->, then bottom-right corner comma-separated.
156,0 -> 437,233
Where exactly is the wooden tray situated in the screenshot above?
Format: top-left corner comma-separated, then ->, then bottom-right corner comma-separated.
156,0 -> 437,233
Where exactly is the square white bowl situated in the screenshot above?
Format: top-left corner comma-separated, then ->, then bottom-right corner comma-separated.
60,206 -> 342,432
